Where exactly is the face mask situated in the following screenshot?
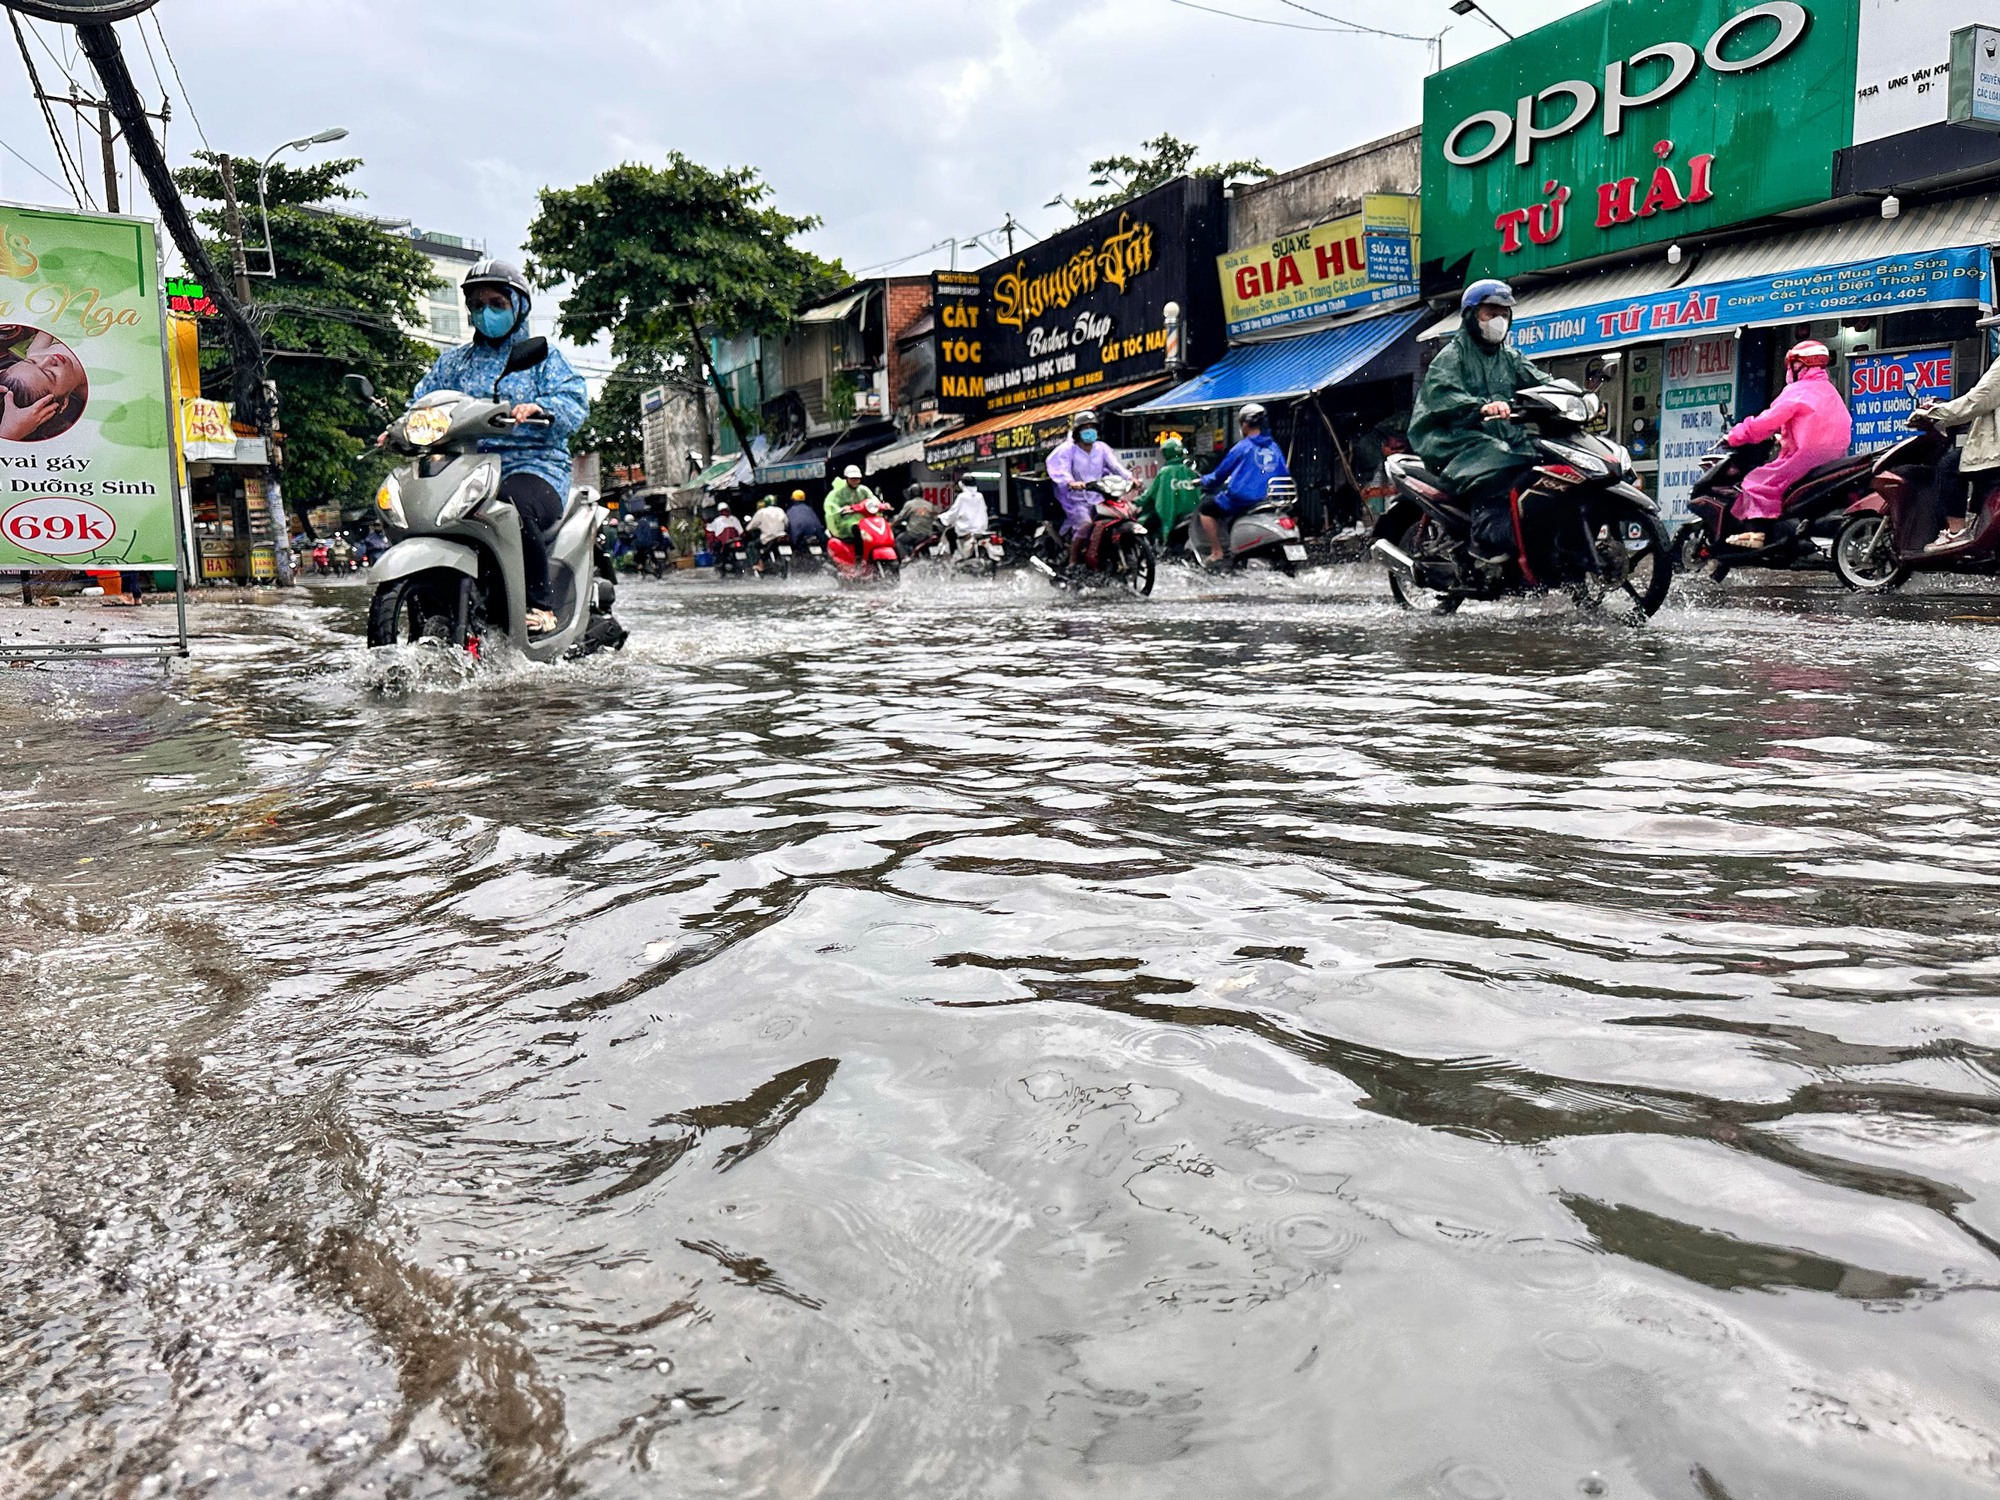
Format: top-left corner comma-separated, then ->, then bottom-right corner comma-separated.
1077,428 -> 1097,445
1476,313 -> 1510,345
471,304 -> 516,340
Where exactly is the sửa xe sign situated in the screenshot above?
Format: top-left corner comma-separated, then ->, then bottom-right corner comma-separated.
1421,0 -> 1860,281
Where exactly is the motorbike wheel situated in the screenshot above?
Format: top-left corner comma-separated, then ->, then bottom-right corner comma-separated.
1576,507 -> 1672,622
367,575 -> 458,648
1120,538 -> 1156,597
1832,515 -> 1909,592
1675,525 -> 1729,584
1385,517 -> 1461,615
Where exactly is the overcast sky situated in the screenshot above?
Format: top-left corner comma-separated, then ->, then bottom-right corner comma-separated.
2,0 -> 1590,371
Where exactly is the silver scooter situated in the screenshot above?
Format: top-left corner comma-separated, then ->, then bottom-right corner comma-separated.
345,340 -> 626,661
1194,476 -> 1309,575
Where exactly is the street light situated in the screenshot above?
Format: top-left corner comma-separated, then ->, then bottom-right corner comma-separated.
1449,0 -> 1513,40
247,127 -> 349,277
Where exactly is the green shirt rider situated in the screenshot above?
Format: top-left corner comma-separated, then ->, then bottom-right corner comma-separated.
1139,433 -> 1202,543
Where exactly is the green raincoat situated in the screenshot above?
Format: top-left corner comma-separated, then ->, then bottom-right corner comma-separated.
1140,443 -> 1202,538
1409,328 -> 1554,494
823,478 -> 877,541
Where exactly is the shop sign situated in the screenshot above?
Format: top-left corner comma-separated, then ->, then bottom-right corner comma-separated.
1657,333 -> 1738,520
1422,0 -> 1861,280
0,205 -> 180,569
165,276 -> 218,318
1848,346 -> 1953,451
1218,195 -> 1420,338
1855,0 -> 1989,143
929,178 -> 1226,420
1948,24 -> 2000,129
180,397 -> 235,461
1513,245 -> 1985,356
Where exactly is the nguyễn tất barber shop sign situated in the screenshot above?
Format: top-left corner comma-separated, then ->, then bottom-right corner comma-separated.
1422,0 -> 1861,281
933,177 -> 1226,418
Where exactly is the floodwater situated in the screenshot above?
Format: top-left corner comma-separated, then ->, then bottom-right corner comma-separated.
5,567 -> 2000,1500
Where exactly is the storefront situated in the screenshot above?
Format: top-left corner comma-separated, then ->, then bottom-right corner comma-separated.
1418,0 -> 2000,520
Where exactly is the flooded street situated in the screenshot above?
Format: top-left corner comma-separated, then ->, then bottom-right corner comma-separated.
6,569 -> 2000,1499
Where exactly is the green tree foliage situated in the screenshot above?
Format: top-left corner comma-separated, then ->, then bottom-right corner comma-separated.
526,156 -> 841,450
572,345 -> 688,470
175,153 -> 437,524
1067,133 -> 1274,220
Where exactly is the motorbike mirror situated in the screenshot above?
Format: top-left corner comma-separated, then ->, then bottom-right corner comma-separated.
1583,353 -> 1622,389
501,337 -> 549,378
343,373 -> 377,402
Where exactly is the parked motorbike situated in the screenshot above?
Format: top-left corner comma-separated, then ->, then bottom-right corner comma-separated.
828,499 -> 901,584
1830,420 -> 1966,591
1678,435 -> 1880,581
1028,475 -> 1155,595
345,340 -> 627,660
1370,360 -> 1673,621
1192,476 -> 1310,575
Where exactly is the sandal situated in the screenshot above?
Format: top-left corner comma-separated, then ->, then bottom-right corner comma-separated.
1724,530 -> 1766,549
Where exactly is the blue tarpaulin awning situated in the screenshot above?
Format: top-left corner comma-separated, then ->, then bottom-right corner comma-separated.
1132,306 -> 1426,414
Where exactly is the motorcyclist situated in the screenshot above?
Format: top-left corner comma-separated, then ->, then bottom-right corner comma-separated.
1409,278 -> 1553,562
893,485 -> 940,556
1911,311 -> 2000,550
786,488 -> 825,547
1197,404 -> 1290,565
705,502 -> 743,559
823,465 -> 878,551
1046,411 -> 1132,568
1721,340 -> 1853,550
406,259 -> 586,634
1139,432 -> 1202,549
747,494 -> 789,575
938,473 -> 989,554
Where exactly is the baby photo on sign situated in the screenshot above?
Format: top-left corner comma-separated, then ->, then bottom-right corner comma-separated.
0,324 -> 89,443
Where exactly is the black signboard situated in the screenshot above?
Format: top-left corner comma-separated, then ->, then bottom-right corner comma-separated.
931,176 -> 1226,421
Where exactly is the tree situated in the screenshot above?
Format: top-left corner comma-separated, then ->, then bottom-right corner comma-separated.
1066,134 -> 1274,220
175,153 -> 438,527
572,345 -> 690,472
525,156 -> 842,454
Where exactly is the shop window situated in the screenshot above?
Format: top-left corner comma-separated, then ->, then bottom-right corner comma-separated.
1883,307 -> 1979,348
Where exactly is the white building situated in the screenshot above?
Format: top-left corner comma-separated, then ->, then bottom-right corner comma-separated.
405,228 -> 484,352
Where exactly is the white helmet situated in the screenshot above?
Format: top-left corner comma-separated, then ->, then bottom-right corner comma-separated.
842,465 -> 864,481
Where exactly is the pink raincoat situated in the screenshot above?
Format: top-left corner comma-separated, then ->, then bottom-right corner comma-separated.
1724,365 -> 1853,521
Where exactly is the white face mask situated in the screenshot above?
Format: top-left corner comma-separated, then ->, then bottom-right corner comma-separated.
1476,312 -> 1511,345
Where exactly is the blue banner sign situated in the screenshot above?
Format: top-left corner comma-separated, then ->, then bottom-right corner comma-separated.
1513,247 -> 1987,357
1847,346 -> 1954,453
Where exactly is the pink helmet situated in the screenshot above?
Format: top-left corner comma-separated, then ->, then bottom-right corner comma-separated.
1785,340 -> 1833,381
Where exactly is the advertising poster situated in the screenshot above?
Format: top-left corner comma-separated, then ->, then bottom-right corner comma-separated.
1848,346 -> 1954,451
1658,334 -> 1739,522
1218,194 -> 1420,338
0,204 -> 177,569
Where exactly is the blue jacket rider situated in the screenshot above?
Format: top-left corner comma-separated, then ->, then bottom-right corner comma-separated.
1198,402 -> 1289,564
410,258 -> 586,633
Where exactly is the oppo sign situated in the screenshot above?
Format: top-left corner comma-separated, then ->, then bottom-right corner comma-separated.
1443,1 -> 1809,168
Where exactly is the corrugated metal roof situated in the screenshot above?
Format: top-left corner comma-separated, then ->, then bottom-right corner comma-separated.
1133,308 -> 1426,413
798,289 -> 870,325
1423,193 -> 2000,340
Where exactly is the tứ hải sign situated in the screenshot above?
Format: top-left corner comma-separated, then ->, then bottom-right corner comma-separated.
1422,0 -> 1860,282
1218,194 -> 1420,338
0,205 -> 178,570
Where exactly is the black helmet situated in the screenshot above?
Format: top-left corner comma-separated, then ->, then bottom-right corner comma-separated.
463,258 -> 532,308
1237,402 -> 1267,429
1071,409 -> 1100,436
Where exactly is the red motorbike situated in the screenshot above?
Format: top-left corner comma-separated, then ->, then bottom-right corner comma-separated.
828,499 -> 901,584
1831,420 -> 1976,591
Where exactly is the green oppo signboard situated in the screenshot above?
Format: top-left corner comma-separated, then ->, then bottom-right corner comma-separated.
1422,0 -> 1860,282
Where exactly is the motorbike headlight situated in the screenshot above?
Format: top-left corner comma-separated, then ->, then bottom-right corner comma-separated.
403,404 -> 455,448
438,463 -> 496,524
1542,441 -> 1609,477
375,474 -> 407,529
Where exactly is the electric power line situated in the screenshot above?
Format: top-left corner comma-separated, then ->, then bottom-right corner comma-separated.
8,11 -> 89,209
1166,0 -> 1425,40
1271,0 -> 1432,40
0,135 -> 73,199
147,11 -> 207,151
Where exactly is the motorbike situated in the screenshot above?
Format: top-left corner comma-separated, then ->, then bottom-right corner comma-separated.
1190,476 -> 1310,574
828,499 -> 901,584
1678,435 -> 1881,582
345,339 -> 627,661
750,533 -> 801,580
1028,476 -> 1156,595
706,531 -> 746,577
906,525 -> 1007,579
1830,420 -> 1968,592
1370,358 -> 1673,621
311,542 -> 332,576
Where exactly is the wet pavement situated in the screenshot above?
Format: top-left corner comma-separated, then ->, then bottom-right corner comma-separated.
4,566 -> 2000,1498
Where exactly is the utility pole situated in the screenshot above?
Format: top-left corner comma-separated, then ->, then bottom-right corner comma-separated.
95,103 -> 117,211
1002,213 -> 1020,255
214,154 -> 291,584
26,85 -> 169,216
216,157 -> 253,307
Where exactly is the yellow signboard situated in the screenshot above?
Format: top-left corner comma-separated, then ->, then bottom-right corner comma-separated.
1218,194 -> 1420,338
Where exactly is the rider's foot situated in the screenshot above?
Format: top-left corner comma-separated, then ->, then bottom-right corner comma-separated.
1927,525 -> 1970,552
1724,530 -> 1766,549
525,608 -> 558,634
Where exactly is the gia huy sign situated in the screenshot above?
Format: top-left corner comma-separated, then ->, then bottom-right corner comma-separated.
1218,194 -> 1420,338
1422,0 -> 1860,280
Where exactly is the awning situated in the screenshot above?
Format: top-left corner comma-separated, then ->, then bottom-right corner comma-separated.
758,441 -> 831,484
1132,307 -> 1427,414
867,428 -> 949,473
798,288 -> 870,325
674,457 -> 737,493
924,379 -> 1164,467
1423,192 -> 2000,358
754,422 -> 900,484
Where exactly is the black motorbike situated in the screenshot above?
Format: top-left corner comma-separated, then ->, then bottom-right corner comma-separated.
1371,362 -> 1672,621
1678,436 -> 1881,582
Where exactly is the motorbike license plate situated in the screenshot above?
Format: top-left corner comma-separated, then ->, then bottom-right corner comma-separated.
1282,544 -> 1308,562
809,546 -> 824,557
